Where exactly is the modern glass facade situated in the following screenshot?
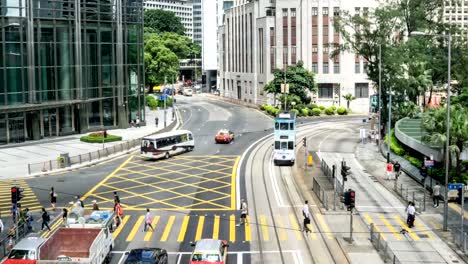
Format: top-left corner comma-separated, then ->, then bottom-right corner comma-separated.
0,0 -> 145,144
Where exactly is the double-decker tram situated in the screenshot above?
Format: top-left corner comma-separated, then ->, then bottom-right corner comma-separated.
273,111 -> 297,165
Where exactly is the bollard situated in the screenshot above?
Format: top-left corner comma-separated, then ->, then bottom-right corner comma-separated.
370,223 -> 374,242
28,164 -> 31,175
79,154 -> 82,164
49,160 -> 52,170
88,152 -> 92,161
333,191 -> 336,211
406,188 -> 409,201
376,230 -> 381,250
423,192 -> 426,211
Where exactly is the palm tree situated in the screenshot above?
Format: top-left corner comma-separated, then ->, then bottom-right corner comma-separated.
342,93 -> 356,109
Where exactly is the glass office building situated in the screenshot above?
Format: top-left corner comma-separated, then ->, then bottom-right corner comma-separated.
0,0 -> 145,144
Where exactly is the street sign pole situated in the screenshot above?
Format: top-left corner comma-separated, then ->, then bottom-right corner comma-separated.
350,208 -> 353,242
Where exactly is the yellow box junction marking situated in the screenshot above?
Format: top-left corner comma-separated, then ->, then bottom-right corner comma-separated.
289,214 -> 303,240
144,216 -> 160,241
379,215 -> 402,240
178,216 -> 190,242
195,216 -> 205,241
161,216 -> 175,242
260,215 -> 269,241
213,215 -> 220,240
127,216 -> 145,241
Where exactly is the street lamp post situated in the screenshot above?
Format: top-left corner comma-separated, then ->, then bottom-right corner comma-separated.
410,31 -> 451,231
378,44 -> 382,149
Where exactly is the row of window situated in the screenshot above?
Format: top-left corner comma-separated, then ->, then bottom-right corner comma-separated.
143,3 -> 192,11
317,83 -> 369,98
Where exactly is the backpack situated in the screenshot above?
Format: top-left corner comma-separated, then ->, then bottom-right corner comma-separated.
46,214 -> 50,221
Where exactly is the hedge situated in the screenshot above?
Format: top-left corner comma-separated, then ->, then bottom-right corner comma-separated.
80,134 -> 122,143
324,107 -> 335,115
337,107 -> 347,115
307,103 -> 318,110
301,108 -> 309,116
319,106 -> 326,110
312,108 -> 321,116
404,154 -> 423,168
330,105 -> 337,111
291,109 -> 299,115
385,129 -> 405,155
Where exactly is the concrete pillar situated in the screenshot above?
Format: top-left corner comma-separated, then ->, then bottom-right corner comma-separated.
31,112 -> 41,140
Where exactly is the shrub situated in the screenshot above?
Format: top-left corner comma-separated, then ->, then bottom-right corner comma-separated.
404,154 -> 423,168
158,97 -> 172,107
319,106 -> 326,110
301,108 -> 309,116
330,105 -> 337,111
273,108 -> 281,116
308,108 -> 315,116
307,103 -> 318,110
337,107 -> 347,115
291,109 -> 300,115
260,104 -> 269,110
312,108 -> 321,116
325,107 -> 335,115
385,129 -> 405,156
80,134 -> 122,143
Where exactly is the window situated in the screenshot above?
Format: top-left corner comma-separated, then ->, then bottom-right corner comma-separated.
334,63 -> 340,73
290,123 -> 294,130
333,7 -> 340,16
291,47 -> 297,64
288,141 -> 294,150
355,83 -> 369,98
318,85 -> 333,98
282,8 -> 288,17
355,7 -> 360,16
312,7 -> 318,16
363,62 -> 368,74
363,7 -> 369,17
323,7 -> 329,16
323,46 -> 329,54
291,8 -> 296,17
323,63 -> 329,73
312,45 -> 318,53
323,26 -> 328,36
355,62 -> 360,73
312,63 -> 318,73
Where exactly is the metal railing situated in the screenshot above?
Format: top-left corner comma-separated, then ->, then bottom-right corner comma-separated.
393,182 -> 427,213
370,223 -> 401,264
451,226 -> 468,252
0,223 -> 30,259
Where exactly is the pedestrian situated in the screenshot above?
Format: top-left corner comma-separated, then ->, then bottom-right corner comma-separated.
302,200 -> 312,233
394,161 -> 401,180
113,214 -> 121,229
371,131 -> 376,144
62,208 -> 68,224
25,208 -> 32,231
386,162 -> 393,180
115,202 -> 123,222
236,199 -> 248,226
406,202 -> 416,228
433,183 -> 442,207
41,208 -> 51,231
144,209 -> 154,232
136,118 -> 140,128
114,192 -> 120,204
7,235 -> 14,251
92,200 -> 99,211
50,187 -> 57,211
75,195 -> 84,208
155,117 -> 159,127
0,217 -> 4,233
11,203 -> 17,222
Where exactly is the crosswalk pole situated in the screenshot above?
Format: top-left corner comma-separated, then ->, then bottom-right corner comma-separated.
349,208 -> 353,242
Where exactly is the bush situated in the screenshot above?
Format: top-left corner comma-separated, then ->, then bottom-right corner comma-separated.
319,106 -> 326,110
337,107 -> 347,115
158,97 -> 172,107
291,109 -> 299,115
330,105 -> 337,111
385,129 -> 405,156
80,134 -> 122,143
273,108 -> 281,116
260,104 -> 269,110
312,108 -> 321,116
325,107 -> 335,115
301,108 -> 309,116
307,103 -> 318,110
404,154 -> 423,168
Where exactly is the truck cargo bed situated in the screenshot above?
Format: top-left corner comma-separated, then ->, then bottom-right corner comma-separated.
39,228 -> 101,260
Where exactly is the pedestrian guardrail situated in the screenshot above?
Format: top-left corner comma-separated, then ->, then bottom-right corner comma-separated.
394,182 -> 427,213
313,158 -> 343,211
27,119 -> 178,175
0,223 -> 30,260
370,223 -> 402,264
451,226 -> 468,253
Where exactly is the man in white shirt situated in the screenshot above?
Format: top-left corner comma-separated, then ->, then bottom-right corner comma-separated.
237,199 -> 248,226
302,200 -> 312,233
406,202 -> 416,228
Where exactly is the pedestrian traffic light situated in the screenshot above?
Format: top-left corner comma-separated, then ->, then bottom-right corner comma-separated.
341,163 -> 351,181
343,191 -> 350,206
16,187 -> 24,202
11,187 -> 17,204
349,190 -> 356,209
303,137 -> 307,147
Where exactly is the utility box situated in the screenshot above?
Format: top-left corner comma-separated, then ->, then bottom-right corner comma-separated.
59,153 -> 70,168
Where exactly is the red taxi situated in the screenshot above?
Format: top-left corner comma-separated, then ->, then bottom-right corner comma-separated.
214,129 -> 234,144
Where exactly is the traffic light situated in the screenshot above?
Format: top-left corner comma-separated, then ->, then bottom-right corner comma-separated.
341,162 -> 351,181
343,191 -> 350,206
349,190 -> 356,209
16,187 -> 24,202
11,187 -> 17,204
303,137 -> 307,147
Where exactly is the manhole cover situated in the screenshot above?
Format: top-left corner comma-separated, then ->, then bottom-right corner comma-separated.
419,234 -> 428,238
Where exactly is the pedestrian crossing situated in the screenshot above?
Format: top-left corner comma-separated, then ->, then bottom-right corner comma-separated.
362,213 -> 435,241
0,180 -> 42,213
101,213 -> 333,243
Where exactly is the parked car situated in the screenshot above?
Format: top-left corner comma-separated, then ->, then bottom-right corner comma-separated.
190,239 -> 228,264
124,248 -> 168,264
215,129 -> 234,144
213,89 -> 220,96
184,88 -> 193,96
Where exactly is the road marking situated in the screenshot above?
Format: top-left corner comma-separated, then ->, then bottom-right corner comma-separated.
414,219 -> 434,240
315,213 -> 333,240
161,215 -> 175,242
144,216 -> 160,241
195,216 -> 205,241
260,215 -> 269,241
378,215 -> 402,240
41,218 -> 63,238
231,156 -> 240,210
113,215 -> 130,239
230,215 -> 236,242
269,152 -> 285,206
178,216 -> 190,242
245,215 -> 251,241
213,215 -> 220,239
127,215 -> 145,241
276,214 -> 287,241
289,214 -> 303,240
363,214 -> 385,240
394,215 -> 419,241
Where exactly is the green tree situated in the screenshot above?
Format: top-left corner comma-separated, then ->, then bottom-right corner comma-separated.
451,87 -> 468,107
144,9 -> 185,35
264,61 -> 316,106
342,93 -> 356,109
144,35 -> 179,88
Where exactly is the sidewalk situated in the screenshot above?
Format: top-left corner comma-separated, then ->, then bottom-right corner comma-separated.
356,141 -> 468,262
0,106 -> 176,180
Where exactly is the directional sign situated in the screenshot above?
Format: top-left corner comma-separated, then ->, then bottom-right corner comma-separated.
159,94 -> 168,101
448,183 -> 464,190
424,160 -> 435,168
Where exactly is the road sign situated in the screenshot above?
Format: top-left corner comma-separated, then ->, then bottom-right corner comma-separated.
424,160 -> 435,168
159,94 -> 168,101
449,183 -> 464,190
